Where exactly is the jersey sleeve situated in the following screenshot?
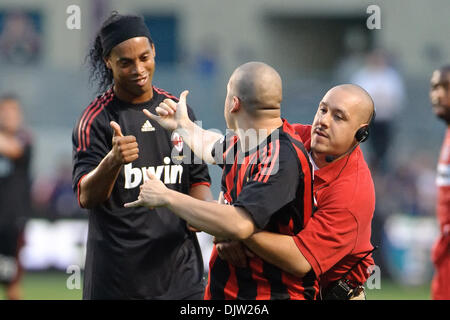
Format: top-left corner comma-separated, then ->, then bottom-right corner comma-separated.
72,110 -> 110,197
293,191 -> 358,278
233,141 -> 300,229
185,106 -> 211,187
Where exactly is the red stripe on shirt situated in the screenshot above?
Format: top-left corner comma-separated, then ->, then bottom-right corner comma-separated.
262,140 -> 280,183
76,174 -> 88,208
204,246 -> 218,300
253,145 -> 268,182
190,181 -> 211,188
77,97 -> 102,152
153,86 -> 179,101
81,94 -> 109,151
236,152 -> 258,196
224,154 -> 239,202
77,90 -> 112,151
282,272 -> 307,300
249,258 -> 271,299
292,143 -> 313,226
85,93 -> 114,150
223,264 -> 239,300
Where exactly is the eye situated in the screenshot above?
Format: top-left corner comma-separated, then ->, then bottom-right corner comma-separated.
119,61 -> 130,68
141,55 -> 149,61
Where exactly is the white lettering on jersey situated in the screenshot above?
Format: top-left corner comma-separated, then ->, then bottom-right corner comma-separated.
436,163 -> 450,187
124,157 -> 183,189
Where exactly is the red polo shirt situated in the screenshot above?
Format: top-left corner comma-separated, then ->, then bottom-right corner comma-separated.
292,124 -> 375,291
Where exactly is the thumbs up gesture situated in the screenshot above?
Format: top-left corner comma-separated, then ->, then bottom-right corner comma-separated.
110,121 -> 139,165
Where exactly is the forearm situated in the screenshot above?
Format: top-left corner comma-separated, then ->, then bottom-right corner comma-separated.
166,190 -> 256,240
177,119 -> 223,165
243,231 -> 312,278
189,184 -> 214,202
79,151 -> 122,208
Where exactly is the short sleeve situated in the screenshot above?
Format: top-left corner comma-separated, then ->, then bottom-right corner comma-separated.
72,112 -> 110,195
293,201 -> 358,278
233,141 -> 300,229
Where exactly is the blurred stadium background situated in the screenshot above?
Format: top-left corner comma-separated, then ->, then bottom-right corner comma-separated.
1,0 -> 449,299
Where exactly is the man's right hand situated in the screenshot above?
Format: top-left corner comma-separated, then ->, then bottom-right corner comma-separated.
215,239 -> 256,268
109,121 -> 139,165
143,90 -> 191,131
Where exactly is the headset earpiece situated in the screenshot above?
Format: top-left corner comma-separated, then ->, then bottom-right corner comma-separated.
355,125 -> 369,143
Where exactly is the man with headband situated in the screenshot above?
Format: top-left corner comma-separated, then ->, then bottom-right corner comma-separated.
72,12 -> 212,299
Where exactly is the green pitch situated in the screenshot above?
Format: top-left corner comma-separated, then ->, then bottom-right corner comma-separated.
0,271 -> 431,300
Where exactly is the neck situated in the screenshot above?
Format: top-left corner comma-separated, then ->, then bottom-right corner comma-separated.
113,84 -> 153,104
311,151 -> 329,169
312,143 -> 359,168
235,117 -> 283,152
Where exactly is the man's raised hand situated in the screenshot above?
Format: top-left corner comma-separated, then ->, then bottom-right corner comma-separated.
143,90 -> 191,131
110,121 -> 139,165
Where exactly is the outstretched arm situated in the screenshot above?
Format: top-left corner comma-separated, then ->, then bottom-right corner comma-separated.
143,90 -> 223,164
124,171 -> 257,240
243,232 -> 312,278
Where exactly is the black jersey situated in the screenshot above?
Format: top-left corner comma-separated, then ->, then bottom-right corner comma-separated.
205,119 -> 316,300
72,86 -> 211,299
0,130 -> 32,258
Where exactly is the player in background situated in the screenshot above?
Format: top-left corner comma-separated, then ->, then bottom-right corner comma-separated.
429,65 -> 450,300
0,94 -> 32,300
72,12 -> 212,299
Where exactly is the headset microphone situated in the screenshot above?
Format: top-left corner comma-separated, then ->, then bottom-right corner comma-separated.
325,155 -> 336,163
325,143 -> 359,163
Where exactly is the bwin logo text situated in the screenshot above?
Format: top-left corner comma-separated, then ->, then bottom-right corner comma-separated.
124,157 -> 183,189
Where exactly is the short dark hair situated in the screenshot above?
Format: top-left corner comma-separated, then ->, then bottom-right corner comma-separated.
438,65 -> 450,75
0,92 -> 20,104
86,11 -> 154,93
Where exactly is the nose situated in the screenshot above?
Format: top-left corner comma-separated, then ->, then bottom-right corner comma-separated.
318,111 -> 331,128
133,61 -> 146,75
431,86 -> 445,105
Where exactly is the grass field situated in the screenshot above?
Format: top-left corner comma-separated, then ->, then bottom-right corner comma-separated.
0,271 -> 431,300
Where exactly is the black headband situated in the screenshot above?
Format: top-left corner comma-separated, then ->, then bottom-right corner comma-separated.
100,16 -> 153,57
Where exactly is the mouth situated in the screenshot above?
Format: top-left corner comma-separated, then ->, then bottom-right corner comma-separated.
313,127 -> 329,139
131,75 -> 148,87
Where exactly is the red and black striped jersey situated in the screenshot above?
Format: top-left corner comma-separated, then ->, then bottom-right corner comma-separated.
72,86 -> 211,299
205,119 -> 315,300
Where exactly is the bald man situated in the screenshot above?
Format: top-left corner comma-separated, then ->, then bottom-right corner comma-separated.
216,84 -> 376,300
430,65 -> 450,300
125,62 -> 315,300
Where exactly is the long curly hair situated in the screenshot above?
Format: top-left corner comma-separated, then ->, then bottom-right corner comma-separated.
86,12 -> 152,94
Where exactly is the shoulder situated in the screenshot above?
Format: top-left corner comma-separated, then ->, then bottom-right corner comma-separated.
152,86 -> 179,102
323,151 -> 375,218
76,89 -> 115,126
152,86 -> 198,117
278,127 -> 311,172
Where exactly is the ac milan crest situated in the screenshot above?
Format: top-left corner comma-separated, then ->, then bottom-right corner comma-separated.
171,132 -> 183,152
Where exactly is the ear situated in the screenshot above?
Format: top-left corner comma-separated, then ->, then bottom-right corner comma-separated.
103,56 -> 112,70
151,42 -> 156,58
230,96 -> 241,113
